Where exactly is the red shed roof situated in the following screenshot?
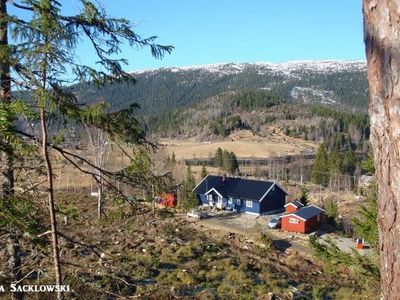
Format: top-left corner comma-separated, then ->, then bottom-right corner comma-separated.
283,205 -> 324,221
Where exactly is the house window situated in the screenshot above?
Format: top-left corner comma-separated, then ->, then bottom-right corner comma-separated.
245,200 -> 253,208
289,217 -> 299,224
228,197 -> 233,205
237,199 -> 241,205
207,194 -> 212,201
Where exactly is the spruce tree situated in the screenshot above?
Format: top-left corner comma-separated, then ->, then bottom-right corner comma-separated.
179,166 -> 198,211
201,164 -> 208,178
353,182 -> 378,250
311,143 -> 330,186
324,197 -> 339,225
341,149 -> 357,174
222,149 -> 230,172
228,151 -> 239,175
214,147 -> 223,168
298,185 -> 309,206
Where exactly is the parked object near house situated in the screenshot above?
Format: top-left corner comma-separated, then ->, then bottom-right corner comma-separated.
268,217 -> 281,229
193,175 -> 287,215
186,209 -> 204,219
284,201 -> 304,213
281,205 -> 324,233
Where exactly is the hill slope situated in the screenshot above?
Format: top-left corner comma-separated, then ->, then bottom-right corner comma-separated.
73,60 -> 368,116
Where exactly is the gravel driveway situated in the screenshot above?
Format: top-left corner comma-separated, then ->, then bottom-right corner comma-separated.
196,211 -> 373,255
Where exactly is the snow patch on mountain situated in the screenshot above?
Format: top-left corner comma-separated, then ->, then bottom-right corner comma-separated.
291,87 -> 337,105
130,60 -> 366,77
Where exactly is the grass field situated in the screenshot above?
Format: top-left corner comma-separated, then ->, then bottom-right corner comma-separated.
160,130 -> 318,160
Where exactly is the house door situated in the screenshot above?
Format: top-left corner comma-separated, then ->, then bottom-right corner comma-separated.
208,194 -> 220,207
207,194 -> 213,206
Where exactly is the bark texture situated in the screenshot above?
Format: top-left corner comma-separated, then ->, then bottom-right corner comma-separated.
363,1 -> 400,298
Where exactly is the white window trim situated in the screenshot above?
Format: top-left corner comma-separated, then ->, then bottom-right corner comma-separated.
289,217 -> 299,224
207,194 -> 213,201
245,200 -> 253,208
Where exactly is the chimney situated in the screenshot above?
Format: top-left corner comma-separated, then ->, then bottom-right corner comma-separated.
222,174 -> 226,183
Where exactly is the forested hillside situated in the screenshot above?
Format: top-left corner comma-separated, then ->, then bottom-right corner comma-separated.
72,61 -> 368,116
21,61 -> 368,145
145,89 -> 370,152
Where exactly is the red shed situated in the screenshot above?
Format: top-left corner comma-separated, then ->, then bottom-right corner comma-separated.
284,201 -> 304,213
281,205 -> 324,233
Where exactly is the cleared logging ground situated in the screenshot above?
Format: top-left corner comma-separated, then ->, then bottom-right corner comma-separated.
0,190 -> 379,299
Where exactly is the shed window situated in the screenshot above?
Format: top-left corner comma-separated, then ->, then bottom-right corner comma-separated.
228,197 -> 233,204
289,217 -> 299,224
237,199 -> 241,205
245,200 -> 253,208
207,194 -> 212,201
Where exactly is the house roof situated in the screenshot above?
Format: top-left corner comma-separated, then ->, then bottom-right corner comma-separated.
284,205 -> 324,221
193,175 -> 287,201
284,201 -> 304,208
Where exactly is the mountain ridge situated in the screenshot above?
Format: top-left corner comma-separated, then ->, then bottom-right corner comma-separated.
130,60 -> 367,75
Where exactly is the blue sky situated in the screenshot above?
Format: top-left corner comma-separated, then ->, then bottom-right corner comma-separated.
77,1 -> 365,71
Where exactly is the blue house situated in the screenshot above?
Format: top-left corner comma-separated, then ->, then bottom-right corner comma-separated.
193,175 -> 287,215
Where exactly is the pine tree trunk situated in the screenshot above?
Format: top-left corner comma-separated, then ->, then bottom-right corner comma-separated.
1,3 -> 23,299
363,1 -> 400,298
40,107 -> 62,300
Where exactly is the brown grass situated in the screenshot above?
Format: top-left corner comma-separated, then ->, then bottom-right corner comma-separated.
160,130 -> 317,160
